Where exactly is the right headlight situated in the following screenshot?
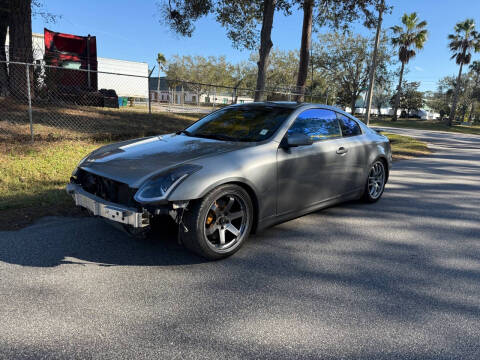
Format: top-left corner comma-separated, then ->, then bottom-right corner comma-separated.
134,165 -> 201,203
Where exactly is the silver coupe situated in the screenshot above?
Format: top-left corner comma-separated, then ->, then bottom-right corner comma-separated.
67,102 -> 392,259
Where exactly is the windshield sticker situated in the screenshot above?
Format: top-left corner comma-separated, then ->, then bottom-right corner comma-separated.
260,129 -> 268,136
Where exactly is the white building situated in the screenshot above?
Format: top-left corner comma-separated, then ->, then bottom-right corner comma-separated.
151,90 -> 254,105
96,57 -> 148,98
352,107 -> 440,120
5,32 -> 149,98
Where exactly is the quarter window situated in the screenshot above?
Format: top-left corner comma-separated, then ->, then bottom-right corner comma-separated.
288,109 -> 342,141
337,114 -> 362,137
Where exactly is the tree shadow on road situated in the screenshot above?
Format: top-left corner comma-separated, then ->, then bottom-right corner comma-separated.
0,135 -> 480,358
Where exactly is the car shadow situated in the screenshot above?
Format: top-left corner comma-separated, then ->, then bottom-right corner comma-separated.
0,215 -> 207,267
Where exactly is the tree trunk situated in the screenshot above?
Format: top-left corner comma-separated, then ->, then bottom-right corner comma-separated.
0,0 -> 8,95
392,61 -> 405,121
448,60 -> 465,126
364,0 -> 384,125
295,0 -> 314,102
350,96 -> 356,115
461,104 -> 467,122
8,0 -> 33,99
254,0 -> 276,102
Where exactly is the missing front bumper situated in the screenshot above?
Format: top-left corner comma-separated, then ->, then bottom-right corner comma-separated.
66,183 -> 149,228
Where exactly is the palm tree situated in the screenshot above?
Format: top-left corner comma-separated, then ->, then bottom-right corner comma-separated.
390,13 -> 428,121
448,19 -> 480,125
156,53 -> 167,92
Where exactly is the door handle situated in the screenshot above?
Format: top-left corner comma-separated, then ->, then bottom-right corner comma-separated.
336,147 -> 348,155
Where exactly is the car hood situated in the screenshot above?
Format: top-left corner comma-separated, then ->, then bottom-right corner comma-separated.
79,133 -> 252,187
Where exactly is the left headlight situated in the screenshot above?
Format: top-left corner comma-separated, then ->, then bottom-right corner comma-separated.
134,165 -> 201,203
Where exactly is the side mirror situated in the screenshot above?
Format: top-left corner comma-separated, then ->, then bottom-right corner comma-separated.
282,132 -> 313,148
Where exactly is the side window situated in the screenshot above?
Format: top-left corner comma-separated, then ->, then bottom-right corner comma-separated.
288,109 -> 342,142
337,113 -> 362,137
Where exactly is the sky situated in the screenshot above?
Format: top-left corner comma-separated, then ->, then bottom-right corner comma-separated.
32,0 -> 480,92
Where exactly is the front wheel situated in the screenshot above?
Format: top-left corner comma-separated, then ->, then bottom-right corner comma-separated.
363,160 -> 386,203
180,184 -> 253,260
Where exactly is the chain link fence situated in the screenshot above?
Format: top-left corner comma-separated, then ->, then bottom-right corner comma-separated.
150,78 -> 325,114
0,60 -> 153,141
0,60 -> 326,142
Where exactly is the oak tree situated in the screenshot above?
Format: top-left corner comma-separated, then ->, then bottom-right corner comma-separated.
158,0 -> 291,101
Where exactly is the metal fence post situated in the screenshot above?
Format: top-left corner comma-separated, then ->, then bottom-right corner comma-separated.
167,87 -> 170,111
147,81 -> 151,116
181,83 -> 184,110
25,63 -> 34,142
211,87 -> 214,110
147,69 -> 152,116
213,87 -> 216,110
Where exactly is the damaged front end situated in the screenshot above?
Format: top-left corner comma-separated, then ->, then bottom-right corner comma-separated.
67,169 -> 189,231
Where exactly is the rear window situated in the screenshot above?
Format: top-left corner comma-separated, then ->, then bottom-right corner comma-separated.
337,114 -> 362,137
288,109 -> 342,142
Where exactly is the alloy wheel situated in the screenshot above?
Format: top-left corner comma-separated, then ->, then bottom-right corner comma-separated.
204,194 -> 248,251
368,161 -> 385,200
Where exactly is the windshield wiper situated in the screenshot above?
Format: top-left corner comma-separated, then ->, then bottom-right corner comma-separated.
176,130 -> 192,136
193,133 -> 240,142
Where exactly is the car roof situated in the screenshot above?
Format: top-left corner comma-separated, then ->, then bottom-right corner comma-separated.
230,101 -> 345,112
228,101 -> 301,109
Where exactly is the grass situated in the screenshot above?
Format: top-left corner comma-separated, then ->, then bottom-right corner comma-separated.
0,140 -> 100,211
383,132 -> 431,159
0,114 -> 430,230
0,109 -> 200,230
0,99 -> 202,141
369,117 -> 480,136
0,140 -> 103,230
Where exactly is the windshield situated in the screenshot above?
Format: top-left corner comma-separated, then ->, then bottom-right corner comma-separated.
184,106 -> 293,142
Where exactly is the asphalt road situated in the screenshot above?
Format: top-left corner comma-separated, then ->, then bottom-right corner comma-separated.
1,128 -> 480,359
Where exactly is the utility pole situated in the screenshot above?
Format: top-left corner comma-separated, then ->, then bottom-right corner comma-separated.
364,0 -> 385,125
310,46 -> 314,102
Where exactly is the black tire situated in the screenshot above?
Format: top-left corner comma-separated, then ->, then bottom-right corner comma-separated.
180,184 -> 254,260
363,160 -> 386,203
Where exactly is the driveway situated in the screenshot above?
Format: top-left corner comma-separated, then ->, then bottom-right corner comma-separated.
1,128 -> 479,359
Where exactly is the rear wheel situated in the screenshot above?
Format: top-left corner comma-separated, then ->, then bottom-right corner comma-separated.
363,160 -> 386,203
181,184 -> 253,260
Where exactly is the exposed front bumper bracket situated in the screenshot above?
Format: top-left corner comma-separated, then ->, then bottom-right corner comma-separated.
66,183 -> 149,228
